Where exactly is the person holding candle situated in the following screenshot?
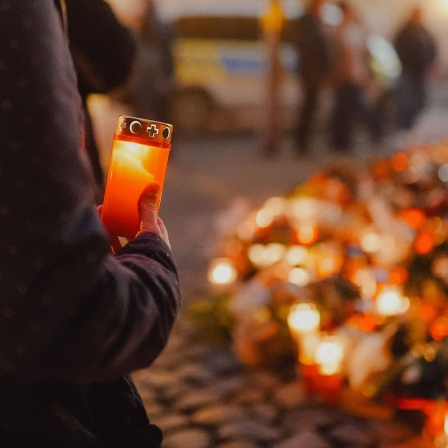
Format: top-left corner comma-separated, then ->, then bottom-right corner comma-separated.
0,1 -> 181,447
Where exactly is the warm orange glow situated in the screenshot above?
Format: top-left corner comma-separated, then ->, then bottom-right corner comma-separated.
316,254 -> 342,278
288,303 -> 321,365
102,117 -> 172,240
296,225 -> 318,245
376,285 -> 410,316
422,401 -> 448,440
419,301 -> 438,324
208,258 -> 238,285
390,151 -> 409,171
288,303 -> 320,334
315,335 -> 344,375
347,313 -> 378,332
398,208 -> 426,229
430,316 -> 448,341
415,231 -> 435,254
388,267 -> 408,285
102,140 -> 158,239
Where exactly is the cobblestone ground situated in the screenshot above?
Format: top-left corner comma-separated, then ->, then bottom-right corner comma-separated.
133,316 -> 434,448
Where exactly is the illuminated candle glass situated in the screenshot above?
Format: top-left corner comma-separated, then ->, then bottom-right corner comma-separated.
101,116 -> 173,239
314,335 -> 345,406
287,303 -> 320,365
288,303 -> 320,335
315,335 -> 344,375
208,258 -> 238,285
444,412 -> 448,447
375,285 -> 410,316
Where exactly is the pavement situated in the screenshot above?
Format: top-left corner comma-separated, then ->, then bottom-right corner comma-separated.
89,91 -> 448,447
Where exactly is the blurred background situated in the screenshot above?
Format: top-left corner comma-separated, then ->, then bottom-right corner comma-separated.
92,0 -> 448,149
85,2 -> 448,446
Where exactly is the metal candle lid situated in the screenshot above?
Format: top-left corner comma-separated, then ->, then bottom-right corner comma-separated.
115,115 -> 173,145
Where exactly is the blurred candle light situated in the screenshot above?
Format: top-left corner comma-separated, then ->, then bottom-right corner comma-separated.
287,303 -> 320,365
415,231 -> 435,255
288,267 -> 311,286
376,285 -> 410,316
315,335 -> 344,375
314,335 -> 345,406
285,245 -> 309,265
264,196 -> 287,215
288,303 -> 320,335
248,243 -> 286,268
314,242 -> 343,278
248,244 -> 265,267
208,258 -> 237,285
390,151 -> 409,171
265,243 -> 287,265
360,229 -> 381,253
255,207 -> 275,228
255,197 -> 286,228
296,224 -> 318,245
290,197 -> 318,221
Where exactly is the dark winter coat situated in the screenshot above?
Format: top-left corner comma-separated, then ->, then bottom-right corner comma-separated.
394,22 -> 437,80
0,1 -> 181,446
290,12 -> 333,86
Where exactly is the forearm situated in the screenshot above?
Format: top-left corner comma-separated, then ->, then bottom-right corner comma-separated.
47,233 -> 182,383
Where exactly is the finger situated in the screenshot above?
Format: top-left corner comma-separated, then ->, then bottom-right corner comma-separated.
138,181 -> 161,233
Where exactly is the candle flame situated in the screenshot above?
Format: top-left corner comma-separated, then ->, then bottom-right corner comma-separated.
288,303 -> 320,334
315,336 -> 344,375
208,258 -> 237,285
376,286 -> 410,316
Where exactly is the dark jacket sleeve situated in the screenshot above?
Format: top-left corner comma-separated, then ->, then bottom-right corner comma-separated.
0,0 -> 181,384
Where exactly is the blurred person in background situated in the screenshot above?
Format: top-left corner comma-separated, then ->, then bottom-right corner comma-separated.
393,6 -> 437,131
290,0 -> 333,155
65,0 -> 138,204
328,1 -> 382,152
0,1 -> 182,447
129,0 -> 176,124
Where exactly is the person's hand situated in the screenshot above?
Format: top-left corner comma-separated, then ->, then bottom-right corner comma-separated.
136,181 -> 171,248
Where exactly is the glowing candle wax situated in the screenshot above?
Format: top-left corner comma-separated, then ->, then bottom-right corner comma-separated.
314,335 -> 345,406
288,303 -> 320,336
288,303 -> 321,365
315,335 -> 344,376
375,285 -> 410,317
102,116 -> 172,240
208,258 -> 237,285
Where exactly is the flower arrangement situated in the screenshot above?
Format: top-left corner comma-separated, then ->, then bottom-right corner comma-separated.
188,143 -> 448,438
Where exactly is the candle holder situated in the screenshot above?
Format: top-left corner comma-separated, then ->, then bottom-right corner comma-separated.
314,335 -> 345,406
298,362 -> 320,396
101,116 -> 173,240
288,303 -> 323,397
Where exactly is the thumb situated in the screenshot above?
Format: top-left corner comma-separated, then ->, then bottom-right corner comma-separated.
138,181 -> 161,233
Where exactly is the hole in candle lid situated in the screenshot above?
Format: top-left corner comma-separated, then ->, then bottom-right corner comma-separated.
130,121 -> 142,134
162,127 -> 171,139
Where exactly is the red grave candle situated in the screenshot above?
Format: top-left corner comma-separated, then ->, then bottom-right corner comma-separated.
101,116 -> 173,240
